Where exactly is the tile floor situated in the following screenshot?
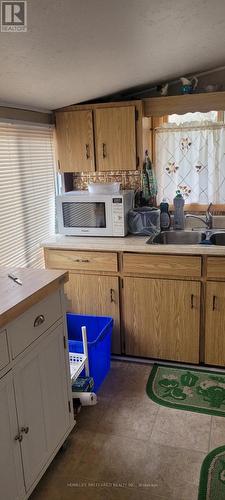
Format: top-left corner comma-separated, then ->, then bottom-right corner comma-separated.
30,361 -> 225,500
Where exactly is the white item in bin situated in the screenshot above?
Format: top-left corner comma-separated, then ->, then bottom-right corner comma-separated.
82,326 -> 89,376
69,352 -> 87,382
73,392 -> 97,406
69,325 -> 89,382
88,182 -> 120,194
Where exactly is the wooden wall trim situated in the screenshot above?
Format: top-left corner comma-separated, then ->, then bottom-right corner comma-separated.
144,92 -> 225,116
0,107 -> 53,124
54,100 -> 142,113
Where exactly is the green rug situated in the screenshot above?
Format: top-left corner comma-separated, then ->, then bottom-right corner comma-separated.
198,446 -> 225,500
146,364 -> 225,417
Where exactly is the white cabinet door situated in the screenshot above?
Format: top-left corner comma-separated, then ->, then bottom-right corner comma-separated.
14,323 -> 71,491
0,372 -> 25,500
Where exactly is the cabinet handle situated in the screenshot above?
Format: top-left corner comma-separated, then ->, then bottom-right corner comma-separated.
34,314 -> 45,327
191,294 -> 194,309
74,259 -> 90,263
102,143 -> 107,158
110,288 -> 116,303
21,426 -> 29,434
85,144 -> 90,159
213,295 -> 217,311
15,432 -> 23,442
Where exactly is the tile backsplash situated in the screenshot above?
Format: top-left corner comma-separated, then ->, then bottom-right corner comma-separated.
73,170 -> 142,191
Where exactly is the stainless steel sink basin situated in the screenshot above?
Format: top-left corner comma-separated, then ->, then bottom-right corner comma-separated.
147,231 -> 206,245
210,232 -> 225,245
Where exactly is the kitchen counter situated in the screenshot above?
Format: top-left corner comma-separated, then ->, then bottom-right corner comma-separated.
41,234 -> 225,256
0,267 -> 68,328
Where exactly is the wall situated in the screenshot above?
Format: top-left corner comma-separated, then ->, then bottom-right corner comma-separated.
0,106 -> 53,124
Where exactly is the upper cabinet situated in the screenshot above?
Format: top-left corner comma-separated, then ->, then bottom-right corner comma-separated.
95,106 -> 136,171
55,110 -> 95,172
55,101 -> 148,173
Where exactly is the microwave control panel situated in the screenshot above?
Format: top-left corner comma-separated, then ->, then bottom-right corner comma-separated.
112,197 -> 125,235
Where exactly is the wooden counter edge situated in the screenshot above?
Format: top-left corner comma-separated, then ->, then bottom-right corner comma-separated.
0,271 -> 69,330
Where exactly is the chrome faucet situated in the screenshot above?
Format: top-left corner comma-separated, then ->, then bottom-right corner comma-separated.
185,203 -> 213,230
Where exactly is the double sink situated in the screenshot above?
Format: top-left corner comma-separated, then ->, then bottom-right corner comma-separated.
147,230 -> 225,245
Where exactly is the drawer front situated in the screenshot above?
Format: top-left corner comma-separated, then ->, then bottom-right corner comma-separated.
207,257 -> 225,279
0,330 -> 10,371
8,291 -> 62,358
45,249 -> 118,272
123,253 -> 202,277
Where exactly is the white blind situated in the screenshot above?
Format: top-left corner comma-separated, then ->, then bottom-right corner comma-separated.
0,121 -> 56,268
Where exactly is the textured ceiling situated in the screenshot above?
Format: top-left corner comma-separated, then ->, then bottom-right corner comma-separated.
0,0 -> 225,111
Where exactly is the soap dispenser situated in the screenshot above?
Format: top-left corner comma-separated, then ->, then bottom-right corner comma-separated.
160,198 -> 171,231
173,190 -> 185,230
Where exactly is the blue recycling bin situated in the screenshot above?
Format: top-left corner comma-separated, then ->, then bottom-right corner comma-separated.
67,313 -> 113,392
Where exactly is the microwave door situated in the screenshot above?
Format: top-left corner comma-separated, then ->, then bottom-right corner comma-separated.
60,200 -> 113,236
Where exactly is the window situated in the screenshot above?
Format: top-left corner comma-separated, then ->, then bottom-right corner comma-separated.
155,111 -> 225,205
0,121 -> 56,268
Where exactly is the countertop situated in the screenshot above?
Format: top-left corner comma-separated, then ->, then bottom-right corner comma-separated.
0,268 -> 68,329
42,234 -> 225,256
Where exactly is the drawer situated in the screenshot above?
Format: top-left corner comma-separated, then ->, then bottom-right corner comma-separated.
123,253 -> 202,278
8,291 -> 62,358
44,249 -> 118,273
207,257 -> 225,278
0,330 -> 10,371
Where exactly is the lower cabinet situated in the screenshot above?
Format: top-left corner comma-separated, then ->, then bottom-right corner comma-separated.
123,277 -> 201,363
205,282 -> 225,366
0,372 -> 25,500
0,322 -> 72,499
65,273 -> 121,354
13,323 -> 70,491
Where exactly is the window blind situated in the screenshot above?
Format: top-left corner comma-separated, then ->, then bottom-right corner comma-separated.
0,121 -> 56,268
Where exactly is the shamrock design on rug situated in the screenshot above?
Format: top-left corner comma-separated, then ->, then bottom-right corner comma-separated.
158,371 -> 198,401
158,371 -> 225,408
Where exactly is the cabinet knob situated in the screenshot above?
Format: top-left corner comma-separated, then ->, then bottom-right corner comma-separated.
15,432 -> 23,442
21,426 -> 29,434
34,314 -> 45,327
191,294 -> 194,309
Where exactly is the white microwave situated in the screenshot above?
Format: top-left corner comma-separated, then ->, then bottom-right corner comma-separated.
56,190 -> 134,237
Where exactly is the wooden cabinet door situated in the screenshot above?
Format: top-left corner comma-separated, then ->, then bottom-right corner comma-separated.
205,282 -> 225,365
95,106 -> 136,171
123,277 -> 200,363
14,323 -> 70,491
0,372 -> 25,500
56,110 -> 95,172
65,273 -> 121,354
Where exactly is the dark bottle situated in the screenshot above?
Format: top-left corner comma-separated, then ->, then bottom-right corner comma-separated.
160,198 -> 171,231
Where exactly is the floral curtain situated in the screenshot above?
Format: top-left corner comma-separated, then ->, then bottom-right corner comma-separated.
155,122 -> 225,204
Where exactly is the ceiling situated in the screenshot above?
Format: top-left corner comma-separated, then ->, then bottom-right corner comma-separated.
1,0 -> 225,111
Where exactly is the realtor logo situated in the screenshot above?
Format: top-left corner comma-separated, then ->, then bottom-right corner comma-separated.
1,1 -> 27,31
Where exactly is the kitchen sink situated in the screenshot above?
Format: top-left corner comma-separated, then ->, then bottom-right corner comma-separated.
147,230 -> 206,245
210,232 -> 225,245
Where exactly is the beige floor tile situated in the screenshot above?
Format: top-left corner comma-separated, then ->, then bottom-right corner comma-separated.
98,395 -> 158,440
98,361 -> 151,399
143,442 -> 205,498
151,406 -> 211,452
75,396 -> 110,432
75,431 -> 150,482
209,416 -> 225,450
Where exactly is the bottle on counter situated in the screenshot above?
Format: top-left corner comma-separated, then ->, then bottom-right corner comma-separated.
173,190 -> 185,230
160,198 -> 171,231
